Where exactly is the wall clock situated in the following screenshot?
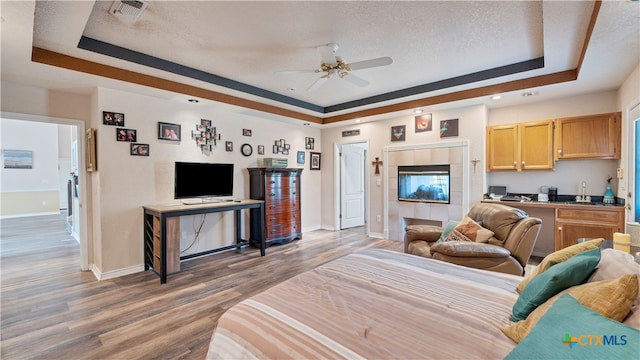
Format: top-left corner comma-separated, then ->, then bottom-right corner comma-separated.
241,143 -> 253,157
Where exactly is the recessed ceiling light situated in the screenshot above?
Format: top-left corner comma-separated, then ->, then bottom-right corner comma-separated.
491,95 -> 502,100
287,87 -> 296,92
522,92 -> 537,97
303,123 -> 310,126
414,109 -> 423,114
188,99 -> 199,103
355,119 -> 361,123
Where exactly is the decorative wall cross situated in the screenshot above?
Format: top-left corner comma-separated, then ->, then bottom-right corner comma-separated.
372,157 -> 383,175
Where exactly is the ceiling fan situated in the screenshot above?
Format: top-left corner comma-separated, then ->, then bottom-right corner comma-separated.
282,43 -> 393,91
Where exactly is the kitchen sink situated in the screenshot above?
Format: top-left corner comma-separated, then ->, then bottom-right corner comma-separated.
563,201 -> 604,206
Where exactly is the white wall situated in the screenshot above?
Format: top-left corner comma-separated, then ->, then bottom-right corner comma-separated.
487,90 -> 619,197
0,118 -> 60,216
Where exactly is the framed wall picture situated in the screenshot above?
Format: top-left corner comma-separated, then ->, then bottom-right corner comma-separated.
391,125 -> 406,142
310,152 -> 321,170
158,122 -> 181,141
243,129 -> 252,136
130,143 -> 149,156
297,151 -> 305,164
258,145 -> 265,155
305,137 -> 314,150
415,113 -> 432,133
103,111 -> 124,126
440,119 -> 459,138
226,141 -> 233,152
116,128 -> 137,142
3,149 -> 33,169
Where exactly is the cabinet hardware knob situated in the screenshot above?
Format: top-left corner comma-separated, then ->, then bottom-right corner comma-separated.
270,193 -> 276,196
270,180 -> 276,184
271,230 -> 276,234
558,149 -> 562,153
270,218 -> 276,221
513,161 -> 517,167
558,226 -> 562,231
522,161 -> 525,167
270,205 -> 276,209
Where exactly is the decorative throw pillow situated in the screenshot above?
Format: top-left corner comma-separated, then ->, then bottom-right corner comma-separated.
436,221 -> 459,242
504,294 -> 640,359
503,273 -> 638,343
516,238 -> 604,293
443,216 -> 494,243
588,248 -> 640,308
512,247 -> 601,321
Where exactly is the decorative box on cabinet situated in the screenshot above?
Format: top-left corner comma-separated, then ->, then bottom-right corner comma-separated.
248,168 -> 302,247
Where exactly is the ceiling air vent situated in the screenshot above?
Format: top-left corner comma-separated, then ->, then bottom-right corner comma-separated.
109,0 -> 148,23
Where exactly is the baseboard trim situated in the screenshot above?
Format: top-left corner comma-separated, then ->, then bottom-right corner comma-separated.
92,264 -> 145,281
367,232 -> 385,239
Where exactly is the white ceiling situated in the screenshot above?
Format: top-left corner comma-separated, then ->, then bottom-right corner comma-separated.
1,1 -> 639,126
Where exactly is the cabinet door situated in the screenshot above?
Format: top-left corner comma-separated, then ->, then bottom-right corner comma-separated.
555,112 -> 621,160
486,124 -> 518,171
520,121 -> 554,170
555,221 -> 619,251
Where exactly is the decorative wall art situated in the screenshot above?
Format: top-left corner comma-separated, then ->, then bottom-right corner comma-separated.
391,125 -> 406,142
342,129 -> 360,137
117,128 -> 137,142
226,141 -> 233,152
243,129 -> 252,136
305,137 -> 315,150
273,139 -> 290,155
2,149 -> 33,169
310,152 -> 321,170
297,151 -> 305,164
241,143 -> 253,156
440,119 -> 459,138
415,113 -> 433,133
258,145 -> 265,155
102,111 -> 125,126
191,119 -> 220,151
158,122 -> 181,141
130,143 -> 149,156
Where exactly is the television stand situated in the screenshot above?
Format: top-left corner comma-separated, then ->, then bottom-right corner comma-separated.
143,199 -> 266,284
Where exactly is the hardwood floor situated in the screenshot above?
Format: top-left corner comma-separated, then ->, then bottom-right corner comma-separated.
1,213 -> 401,359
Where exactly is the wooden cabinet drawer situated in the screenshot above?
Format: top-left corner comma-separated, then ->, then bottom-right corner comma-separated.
266,199 -> 298,214
556,208 -> 623,223
266,222 -> 299,238
266,211 -> 299,225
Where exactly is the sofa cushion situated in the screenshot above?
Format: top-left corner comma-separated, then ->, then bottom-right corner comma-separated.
405,225 -> 443,243
511,247 -> 601,321
504,294 -> 640,359
436,221 -> 459,242
503,273 -> 638,343
430,241 -> 510,258
516,238 -> 604,293
467,203 -> 527,242
588,248 -> 640,308
443,216 -> 494,243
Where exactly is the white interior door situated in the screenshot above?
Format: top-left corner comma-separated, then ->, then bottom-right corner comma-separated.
340,143 -> 365,229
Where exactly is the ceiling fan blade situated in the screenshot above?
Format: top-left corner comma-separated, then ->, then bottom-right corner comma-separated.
342,73 -> 370,87
308,76 -> 328,91
316,43 -> 338,65
275,69 -> 317,75
348,57 -> 393,71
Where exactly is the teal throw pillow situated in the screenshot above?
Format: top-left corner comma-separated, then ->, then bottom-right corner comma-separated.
512,247 -> 601,321
505,294 -> 640,360
437,221 -> 459,242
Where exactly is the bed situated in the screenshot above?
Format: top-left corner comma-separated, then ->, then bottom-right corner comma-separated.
206,248 -> 522,359
206,247 -> 640,359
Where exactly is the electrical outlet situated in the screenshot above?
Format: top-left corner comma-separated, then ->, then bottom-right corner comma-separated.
376,215 -> 381,223
617,167 -> 624,179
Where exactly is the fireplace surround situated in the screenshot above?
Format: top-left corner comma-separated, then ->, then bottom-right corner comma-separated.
384,141 -> 470,241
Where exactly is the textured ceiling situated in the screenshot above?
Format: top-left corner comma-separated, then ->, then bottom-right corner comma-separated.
2,1 -> 639,125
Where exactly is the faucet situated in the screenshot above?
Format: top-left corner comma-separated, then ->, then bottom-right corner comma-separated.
576,181 -> 591,202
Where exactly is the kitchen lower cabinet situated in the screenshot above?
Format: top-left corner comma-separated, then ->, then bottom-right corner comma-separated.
248,168 -> 302,247
554,207 -> 624,251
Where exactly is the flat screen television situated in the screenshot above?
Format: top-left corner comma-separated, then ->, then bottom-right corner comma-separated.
174,162 -> 234,199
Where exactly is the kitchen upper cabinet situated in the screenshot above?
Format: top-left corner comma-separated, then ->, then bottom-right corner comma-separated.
554,112 -> 621,160
486,120 -> 554,171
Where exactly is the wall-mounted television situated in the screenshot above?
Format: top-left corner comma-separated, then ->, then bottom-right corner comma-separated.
174,162 -> 234,199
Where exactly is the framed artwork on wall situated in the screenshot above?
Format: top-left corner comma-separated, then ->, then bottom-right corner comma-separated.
415,113 -> 432,133
158,122 -> 181,141
117,128 -> 137,142
297,151 -> 305,164
130,143 -> 149,156
391,125 -> 406,142
310,152 -> 321,170
102,111 -> 124,126
440,119 -> 459,138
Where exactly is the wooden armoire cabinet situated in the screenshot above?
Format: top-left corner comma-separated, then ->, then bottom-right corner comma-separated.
248,168 -> 302,247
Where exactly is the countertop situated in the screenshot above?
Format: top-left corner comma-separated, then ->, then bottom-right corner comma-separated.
481,199 -> 626,210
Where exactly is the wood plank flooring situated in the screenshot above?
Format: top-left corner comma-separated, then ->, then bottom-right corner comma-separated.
1,213 -> 401,359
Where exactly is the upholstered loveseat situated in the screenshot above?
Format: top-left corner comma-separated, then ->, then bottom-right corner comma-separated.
404,202 -> 542,275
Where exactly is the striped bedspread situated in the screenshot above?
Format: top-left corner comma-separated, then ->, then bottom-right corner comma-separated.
207,248 -> 521,359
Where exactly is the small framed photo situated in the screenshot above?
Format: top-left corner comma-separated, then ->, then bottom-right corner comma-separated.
117,128 -> 137,142
440,119 -> 459,138
243,129 -> 252,136
391,125 -> 406,142
415,113 -> 433,133
272,145 -> 279,154
226,141 -> 233,152
158,122 -> 181,141
103,111 -> 125,126
130,143 -> 149,156
284,143 -> 290,150
297,151 -> 305,164
258,145 -> 265,155
310,152 -> 321,170
201,119 -> 212,127
283,148 -> 289,155
305,137 -> 315,150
